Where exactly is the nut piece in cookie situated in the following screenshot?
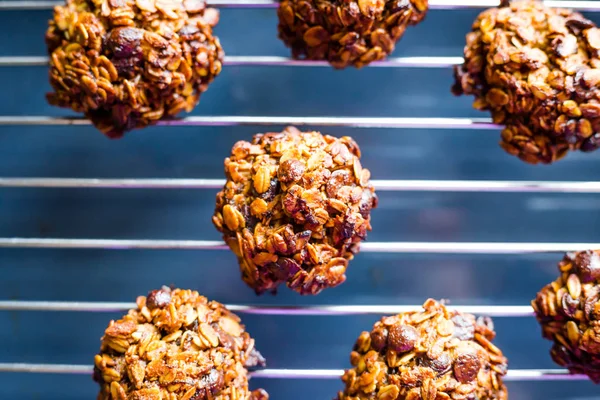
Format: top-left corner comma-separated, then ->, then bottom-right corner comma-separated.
277,0 -> 428,69
453,0 -> 600,164
213,126 -> 378,295
533,250 -> 600,383
93,287 -> 268,399
46,0 -> 224,138
337,299 -> 508,400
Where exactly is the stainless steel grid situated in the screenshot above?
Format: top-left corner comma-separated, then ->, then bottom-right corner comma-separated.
1,0 -> 598,387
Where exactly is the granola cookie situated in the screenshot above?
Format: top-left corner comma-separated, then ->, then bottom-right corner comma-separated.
337,299 -> 508,400
453,0 -> 600,164
213,126 -> 378,295
277,0 -> 428,69
46,0 -> 223,138
93,287 -> 268,400
532,250 -> 600,383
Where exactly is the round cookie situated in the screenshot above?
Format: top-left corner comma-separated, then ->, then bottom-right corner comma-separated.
453,0 -> 600,164
532,250 -> 600,383
213,126 -> 378,295
46,0 -> 223,137
94,287 -> 268,400
277,0 -> 428,69
337,299 -> 508,400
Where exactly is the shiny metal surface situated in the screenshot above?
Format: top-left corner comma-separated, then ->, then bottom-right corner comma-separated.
0,115 -> 500,128
3,238 -> 600,254
0,300 -> 535,316
0,363 -> 588,381
6,177 -> 600,193
0,55 -> 465,67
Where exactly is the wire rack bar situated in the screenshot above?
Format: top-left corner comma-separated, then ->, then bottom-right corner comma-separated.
0,178 -> 225,189
0,238 -> 228,250
6,178 -> 600,193
0,56 -> 464,68
0,301 -> 534,316
3,0 -> 600,11
0,0 -> 278,9
0,56 -> 48,66
0,363 -> 586,381
1,238 -> 598,253
0,116 -> 499,129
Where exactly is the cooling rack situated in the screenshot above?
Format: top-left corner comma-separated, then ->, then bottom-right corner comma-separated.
2,0 -> 600,399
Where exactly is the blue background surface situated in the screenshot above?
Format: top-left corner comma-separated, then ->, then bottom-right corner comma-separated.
1,2 -> 600,399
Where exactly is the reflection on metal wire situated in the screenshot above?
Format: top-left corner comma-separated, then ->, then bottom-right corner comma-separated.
0,363 -> 587,381
0,300 -> 535,316
0,56 -> 464,68
0,115 -> 500,129
4,178 -> 600,193
0,238 -> 598,254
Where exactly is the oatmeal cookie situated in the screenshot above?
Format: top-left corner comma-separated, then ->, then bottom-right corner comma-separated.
277,0 -> 428,68
46,0 -> 223,138
533,250 -> 600,383
213,126 -> 378,295
453,0 -> 600,164
337,299 -> 508,400
93,287 -> 268,399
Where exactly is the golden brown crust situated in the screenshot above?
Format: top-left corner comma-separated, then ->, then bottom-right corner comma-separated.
337,299 -> 508,400
453,0 -> 600,164
532,251 -> 600,383
93,288 -> 267,400
212,126 -> 378,295
277,0 -> 428,69
46,0 -> 223,138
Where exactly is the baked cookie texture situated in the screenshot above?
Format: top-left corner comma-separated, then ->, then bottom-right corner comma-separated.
533,250 -> 600,383
94,288 -> 268,400
453,0 -> 600,164
46,0 -> 223,137
277,0 -> 428,68
213,127 -> 378,295
337,299 -> 508,400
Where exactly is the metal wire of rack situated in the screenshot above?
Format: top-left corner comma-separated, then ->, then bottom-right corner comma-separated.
2,0 -> 600,398
3,0 -> 600,10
